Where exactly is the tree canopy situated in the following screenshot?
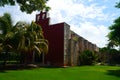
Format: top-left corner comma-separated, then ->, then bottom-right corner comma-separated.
0,13 -> 48,64
0,0 -> 50,14
116,2 -> 120,8
107,1 -> 120,48
107,17 -> 120,48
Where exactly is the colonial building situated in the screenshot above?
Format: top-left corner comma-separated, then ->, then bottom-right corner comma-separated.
36,11 -> 99,66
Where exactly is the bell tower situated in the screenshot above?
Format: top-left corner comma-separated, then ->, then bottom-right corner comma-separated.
36,11 -> 50,27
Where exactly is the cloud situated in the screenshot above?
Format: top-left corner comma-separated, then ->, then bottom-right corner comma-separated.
70,22 -> 109,47
47,0 -> 107,23
47,0 -> 111,47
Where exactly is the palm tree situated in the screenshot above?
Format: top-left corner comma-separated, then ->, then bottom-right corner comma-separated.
13,21 -> 48,64
30,22 -> 48,64
0,13 -> 14,66
0,13 -> 48,65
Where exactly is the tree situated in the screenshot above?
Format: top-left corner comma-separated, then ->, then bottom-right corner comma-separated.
107,40 -> 117,49
0,0 -> 50,14
29,22 -> 48,64
13,21 -> 48,63
108,49 -> 120,65
99,47 -> 120,65
115,2 -> 120,8
0,13 -> 14,67
107,17 -> 120,49
0,13 -> 48,66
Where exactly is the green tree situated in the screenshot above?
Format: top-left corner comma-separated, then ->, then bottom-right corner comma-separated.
0,13 -> 14,67
107,40 -> 117,49
99,47 -> 120,65
0,13 -> 48,66
13,21 -> 48,63
115,2 -> 120,8
107,17 -> 120,49
108,49 -> 120,65
0,0 -> 50,13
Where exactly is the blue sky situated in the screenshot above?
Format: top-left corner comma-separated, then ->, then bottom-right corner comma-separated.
0,0 -> 120,47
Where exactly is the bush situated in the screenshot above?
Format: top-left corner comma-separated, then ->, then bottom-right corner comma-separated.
108,49 -> 120,65
79,50 -> 98,65
99,47 -> 120,65
0,52 -> 20,64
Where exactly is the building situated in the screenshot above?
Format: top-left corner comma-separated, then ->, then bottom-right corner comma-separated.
36,11 -> 99,67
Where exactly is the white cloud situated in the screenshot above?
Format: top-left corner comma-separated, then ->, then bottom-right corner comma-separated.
47,0 -> 107,23
47,0 -> 110,47
70,22 -> 109,47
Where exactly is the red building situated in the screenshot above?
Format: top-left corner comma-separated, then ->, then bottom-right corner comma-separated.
36,11 -> 99,67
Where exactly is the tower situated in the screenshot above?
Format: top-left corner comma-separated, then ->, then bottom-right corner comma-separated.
36,11 -> 50,27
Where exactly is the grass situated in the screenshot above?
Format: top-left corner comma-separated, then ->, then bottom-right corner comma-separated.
0,65 -> 120,80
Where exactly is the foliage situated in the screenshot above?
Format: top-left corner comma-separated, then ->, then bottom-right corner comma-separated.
108,49 -> 120,65
98,47 -> 109,64
106,2 -> 120,65
0,52 -> 20,63
99,47 -> 120,65
115,2 -> 120,8
107,17 -> 120,48
107,41 -> 117,49
0,0 -> 50,13
0,13 -> 14,66
13,21 -> 48,54
0,13 -> 48,64
79,50 -> 98,65
12,21 -> 48,63
107,1 -> 120,48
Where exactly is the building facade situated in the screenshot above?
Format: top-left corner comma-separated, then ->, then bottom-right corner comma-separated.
36,11 -> 99,66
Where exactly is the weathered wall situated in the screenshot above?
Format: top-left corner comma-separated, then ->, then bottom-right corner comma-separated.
63,23 -> 71,66
67,31 -> 99,66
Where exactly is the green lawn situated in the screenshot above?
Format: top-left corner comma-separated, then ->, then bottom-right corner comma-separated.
0,65 -> 120,80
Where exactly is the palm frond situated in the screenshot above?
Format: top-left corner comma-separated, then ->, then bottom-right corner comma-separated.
33,45 -> 42,55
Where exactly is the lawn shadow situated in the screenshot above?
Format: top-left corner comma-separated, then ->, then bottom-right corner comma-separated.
0,64 -> 64,72
0,66 -> 6,73
0,64 -> 67,73
42,66 -> 66,69
0,64 -> 38,72
107,69 -> 120,77
0,69 -> 6,73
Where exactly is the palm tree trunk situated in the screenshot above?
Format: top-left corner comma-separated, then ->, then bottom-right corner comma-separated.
3,50 -> 8,69
32,51 -> 35,63
42,53 -> 44,65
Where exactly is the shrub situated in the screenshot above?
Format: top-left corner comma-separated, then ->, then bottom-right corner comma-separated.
108,49 -> 120,65
79,50 -> 98,65
99,47 -> 120,65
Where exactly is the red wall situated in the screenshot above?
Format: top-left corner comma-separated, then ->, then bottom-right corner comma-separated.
38,22 -> 65,66
44,23 -> 64,66
36,12 -> 65,66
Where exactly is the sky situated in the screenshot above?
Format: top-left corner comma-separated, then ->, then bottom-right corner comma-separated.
0,0 -> 120,48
